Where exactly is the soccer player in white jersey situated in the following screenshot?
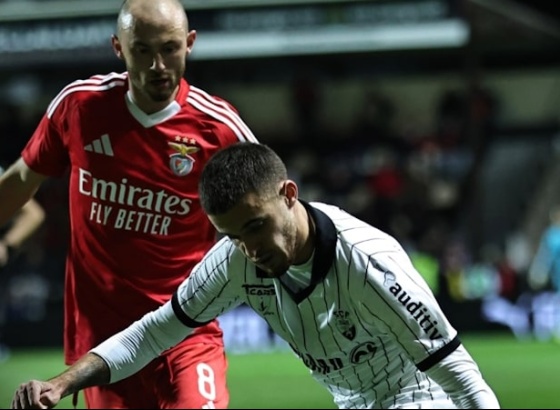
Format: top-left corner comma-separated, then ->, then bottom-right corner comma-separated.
11,143 -> 500,410
1,0 -> 257,408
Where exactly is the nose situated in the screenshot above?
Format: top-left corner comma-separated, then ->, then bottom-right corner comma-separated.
150,53 -> 165,71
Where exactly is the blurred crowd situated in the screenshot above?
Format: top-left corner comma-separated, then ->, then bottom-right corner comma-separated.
278,76 -> 517,302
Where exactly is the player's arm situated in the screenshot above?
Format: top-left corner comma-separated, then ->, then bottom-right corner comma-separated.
11,300 -> 194,409
93,274 -> 240,384
0,159 -> 47,267
91,299 -> 195,382
11,241 -> 241,409
423,344 -> 500,408
354,243 -> 499,408
5,198 -> 46,247
0,196 -> 45,267
93,240 -> 241,383
0,158 -> 47,227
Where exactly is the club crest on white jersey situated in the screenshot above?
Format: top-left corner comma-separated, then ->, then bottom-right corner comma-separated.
333,310 -> 356,340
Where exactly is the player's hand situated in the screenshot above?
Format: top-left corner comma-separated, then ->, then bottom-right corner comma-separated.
11,380 -> 61,409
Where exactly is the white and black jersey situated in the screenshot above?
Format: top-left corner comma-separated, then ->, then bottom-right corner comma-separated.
171,201 -> 461,409
93,200 -> 498,408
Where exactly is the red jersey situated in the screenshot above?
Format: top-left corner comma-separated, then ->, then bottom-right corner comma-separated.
22,72 -> 258,364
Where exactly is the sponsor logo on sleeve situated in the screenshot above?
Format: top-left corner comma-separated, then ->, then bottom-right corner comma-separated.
384,272 -> 443,340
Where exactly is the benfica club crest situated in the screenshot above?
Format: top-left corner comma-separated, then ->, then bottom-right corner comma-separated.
333,310 -> 356,340
168,141 -> 200,177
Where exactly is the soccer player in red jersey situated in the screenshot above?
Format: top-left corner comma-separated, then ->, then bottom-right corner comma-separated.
0,0 -> 257,408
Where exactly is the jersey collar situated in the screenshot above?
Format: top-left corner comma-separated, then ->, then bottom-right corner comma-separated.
124,78 -> 189,128
257,200 -> 338,304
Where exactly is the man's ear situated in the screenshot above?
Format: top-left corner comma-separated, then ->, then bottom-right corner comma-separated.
111,34 -> 124,60
186,30 -> 197,56
283,180 -> 298,207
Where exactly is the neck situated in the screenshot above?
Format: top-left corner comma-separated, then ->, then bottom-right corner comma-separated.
293,202 -> 315,265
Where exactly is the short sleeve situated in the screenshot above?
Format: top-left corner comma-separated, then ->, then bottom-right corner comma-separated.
22,111 -> 69,177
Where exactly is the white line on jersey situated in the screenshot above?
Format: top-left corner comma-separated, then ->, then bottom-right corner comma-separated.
188,86 -> 257,143
47,72 -> 127,118
190,86 -> 257,141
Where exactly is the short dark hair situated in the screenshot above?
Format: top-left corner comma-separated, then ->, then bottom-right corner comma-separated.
199,142 -> 288,215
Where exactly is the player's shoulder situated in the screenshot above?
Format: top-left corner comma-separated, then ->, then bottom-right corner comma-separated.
197,236 -> 254,282
185,83 -> 257,143
310,201 -> 401,252
55,71 -> 127,98
46,72 -> 127,118
202,236 -> 241,268
187,84 -> 238,113
309,201 -> 371,235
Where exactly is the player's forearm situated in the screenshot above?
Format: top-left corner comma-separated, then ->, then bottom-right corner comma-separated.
2,200 -> 45,250
0,189 -> 32,228
450,384 -> 500,409
0,159 -> 44,227
90,301 -> 194,383
47,353 -> 110,399
424,345 -> 500,409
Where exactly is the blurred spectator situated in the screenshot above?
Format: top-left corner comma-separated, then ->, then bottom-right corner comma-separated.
436,89 -> 468,150
468,80 -> 500,143
441,236 -> 472,302
291,68 -> 322,141
482,205 -> 560,342
528,205 -> 560,292
351,90 -> 412,161
353,91 -> 393,141
366,149 -> 405,234
524,205 -> 560,341
494,249 -> 520,301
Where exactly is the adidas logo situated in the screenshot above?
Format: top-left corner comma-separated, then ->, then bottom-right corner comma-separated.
85,134 -> 114,156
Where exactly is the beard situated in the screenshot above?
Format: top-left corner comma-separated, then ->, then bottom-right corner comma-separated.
258,220 -> 297,278
126,63 -> 180,104
281,217 -> 300,269
145,77 -> 177,102
148,89 -> 173,102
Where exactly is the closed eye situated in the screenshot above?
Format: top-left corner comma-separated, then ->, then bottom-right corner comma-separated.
225,219 -> 266,243
245,219 -> 265,233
